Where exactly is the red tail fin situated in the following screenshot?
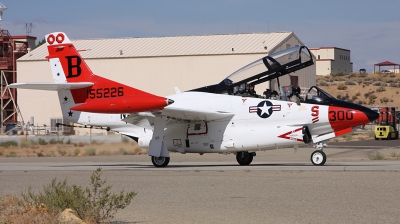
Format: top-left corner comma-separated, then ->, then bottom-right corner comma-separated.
45,32 -> 173,113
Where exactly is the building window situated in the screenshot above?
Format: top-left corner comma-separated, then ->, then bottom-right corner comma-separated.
286,44 -> 290,49
318,55 -> 320,60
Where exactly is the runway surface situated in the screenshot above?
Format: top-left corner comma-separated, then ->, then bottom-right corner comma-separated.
1,140 -> 400,223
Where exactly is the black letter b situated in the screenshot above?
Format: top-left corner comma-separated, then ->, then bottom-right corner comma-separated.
66,56 -> 82,78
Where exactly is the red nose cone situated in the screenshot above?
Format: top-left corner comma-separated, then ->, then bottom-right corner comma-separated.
329,106 -> 374,131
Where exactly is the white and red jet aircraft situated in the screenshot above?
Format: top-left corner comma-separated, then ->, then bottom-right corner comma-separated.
10,32 -> 378,167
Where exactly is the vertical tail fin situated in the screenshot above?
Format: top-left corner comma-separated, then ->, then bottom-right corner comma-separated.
45,32 -> 173,113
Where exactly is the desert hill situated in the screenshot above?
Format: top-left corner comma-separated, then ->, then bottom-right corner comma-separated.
315,72 -> 400,109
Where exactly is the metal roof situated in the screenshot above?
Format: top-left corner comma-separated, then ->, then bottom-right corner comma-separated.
19,32 -> 298,61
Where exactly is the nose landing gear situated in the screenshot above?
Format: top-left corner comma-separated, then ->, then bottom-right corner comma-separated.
311,142 -> 327,165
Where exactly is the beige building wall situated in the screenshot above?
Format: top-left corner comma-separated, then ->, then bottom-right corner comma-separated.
310,47 -> 353,76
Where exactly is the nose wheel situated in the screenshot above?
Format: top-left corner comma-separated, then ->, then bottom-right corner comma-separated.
311,150 -> 326,165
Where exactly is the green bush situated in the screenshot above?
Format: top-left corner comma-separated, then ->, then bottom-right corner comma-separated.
85,148 -> 96,156
66,139 -> 72,145
376,86 -> 386,92
0,141 -> 18,148
49,138 -> 63,144
337,83 -> 347,90
363,81 -> 371,86
21,168 -> 137,222
57,149 -> 67,156
364,91 -> 375,99
38,138 -> 48,145
318,81 -> 329,86
368,151 -> 384,160
368,94 -> 377,101
6,152 -> 17,157
380,97 -> 390,103
74,148 -> 81,156
345,81 -> 356,85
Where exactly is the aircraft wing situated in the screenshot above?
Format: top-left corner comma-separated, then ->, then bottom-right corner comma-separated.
162,107 -> 234,122
122,112 -> 155,130
122,107 -> 234,128
8,82 -> 94,91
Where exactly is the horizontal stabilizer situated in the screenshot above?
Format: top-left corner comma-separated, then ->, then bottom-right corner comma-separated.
8,82 -> 93,91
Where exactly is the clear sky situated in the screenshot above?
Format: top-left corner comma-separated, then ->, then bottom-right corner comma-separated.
2,0 -> 399,73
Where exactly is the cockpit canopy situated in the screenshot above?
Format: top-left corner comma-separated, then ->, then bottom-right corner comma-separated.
304,86 -> 335,105
225,46 -> 313,87
190,46 -> 313,94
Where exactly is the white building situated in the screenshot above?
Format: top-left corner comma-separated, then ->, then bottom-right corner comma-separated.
16,32 -> 316,132
309,47 -> 353,76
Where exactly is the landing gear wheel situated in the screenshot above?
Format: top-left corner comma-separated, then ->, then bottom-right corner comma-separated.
151,156 -> 170,167
236,151 -> 253,165
311,150 -> 326,166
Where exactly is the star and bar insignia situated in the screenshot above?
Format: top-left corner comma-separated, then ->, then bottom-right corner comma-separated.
249,100 -> 281,118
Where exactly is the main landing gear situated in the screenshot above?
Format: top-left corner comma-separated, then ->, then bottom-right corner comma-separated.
311,142 -> 327,166
151,156 -> 170,167
236,151 -> 255,165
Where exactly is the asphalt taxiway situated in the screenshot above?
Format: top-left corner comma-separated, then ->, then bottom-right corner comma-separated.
1,140 -> 400,223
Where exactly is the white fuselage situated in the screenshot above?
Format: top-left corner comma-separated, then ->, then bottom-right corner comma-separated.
138,92 -> 333,153
64,91 -> 335,154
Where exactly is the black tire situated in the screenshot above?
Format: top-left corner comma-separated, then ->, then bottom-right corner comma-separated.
310,150 -> 326,166
236,151 -> 253,165
151,156 -> 170,167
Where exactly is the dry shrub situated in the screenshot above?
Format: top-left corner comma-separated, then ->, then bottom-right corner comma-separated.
369,151 -> 385,160
0,194 -> 57,223
22,168 -> 137,222
337,83 -> 347,90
